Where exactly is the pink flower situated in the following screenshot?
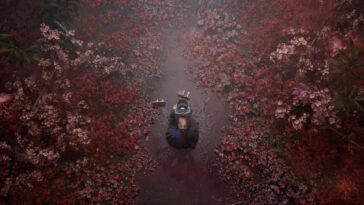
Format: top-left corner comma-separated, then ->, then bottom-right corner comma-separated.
329,37 -> 346,56
0,93 -> 12,104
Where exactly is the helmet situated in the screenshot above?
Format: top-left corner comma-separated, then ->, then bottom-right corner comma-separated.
177,99 -> 188,109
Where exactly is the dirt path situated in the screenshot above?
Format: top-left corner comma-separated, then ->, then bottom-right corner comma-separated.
136,9 -> 231,205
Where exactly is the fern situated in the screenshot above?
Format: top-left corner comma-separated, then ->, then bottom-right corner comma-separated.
0,36 -> 40,64
329,39 -> 364,115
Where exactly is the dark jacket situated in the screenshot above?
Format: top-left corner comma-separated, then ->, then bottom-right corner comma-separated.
166,108 -> 199,149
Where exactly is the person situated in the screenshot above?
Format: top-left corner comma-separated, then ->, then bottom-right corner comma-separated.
166,99 -> 199,149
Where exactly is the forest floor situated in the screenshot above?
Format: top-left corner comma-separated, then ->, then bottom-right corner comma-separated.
1,0 -> 362,204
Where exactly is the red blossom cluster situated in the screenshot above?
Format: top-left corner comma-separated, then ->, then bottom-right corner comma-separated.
185,0 -> 364,204
1,0 -> 188,204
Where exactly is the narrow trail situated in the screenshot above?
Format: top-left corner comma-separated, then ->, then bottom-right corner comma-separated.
136,8 -> 231,205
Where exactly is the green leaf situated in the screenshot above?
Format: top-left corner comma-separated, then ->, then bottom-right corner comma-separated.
0,34 -> 11,39
31,54 -> 40,61
0,47 -> 10,53
53,20 -> 67,32
353,63 -> 364,68
20,50 -> 30,63
349,88 -> 356,98
9,40 -> 15,47
350,38 -> 356,59
0,41 -> 8,47
328,58 -> 337,64
344,104 -> 350,115
339,49 -> 349,60
356,96 -> 364,101
14,50 -> 22,61
359,48 -> 364,57
354,101 -> 364,112
6,51 -> 13,62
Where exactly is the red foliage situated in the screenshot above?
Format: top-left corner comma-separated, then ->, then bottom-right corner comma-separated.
0,0 -> 187,203
185,0 -> 364,204
1,0 -> 363,204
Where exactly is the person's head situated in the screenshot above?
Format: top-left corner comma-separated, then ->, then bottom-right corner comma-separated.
177,99 -> 188,109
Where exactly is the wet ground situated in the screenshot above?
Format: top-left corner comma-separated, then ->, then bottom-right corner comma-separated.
136,11 -> 231,205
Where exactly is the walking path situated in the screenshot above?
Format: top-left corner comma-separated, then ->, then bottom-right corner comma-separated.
136,10 -> 230,205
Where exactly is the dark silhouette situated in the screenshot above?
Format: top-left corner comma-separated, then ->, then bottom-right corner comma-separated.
166,99 -> 199,149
